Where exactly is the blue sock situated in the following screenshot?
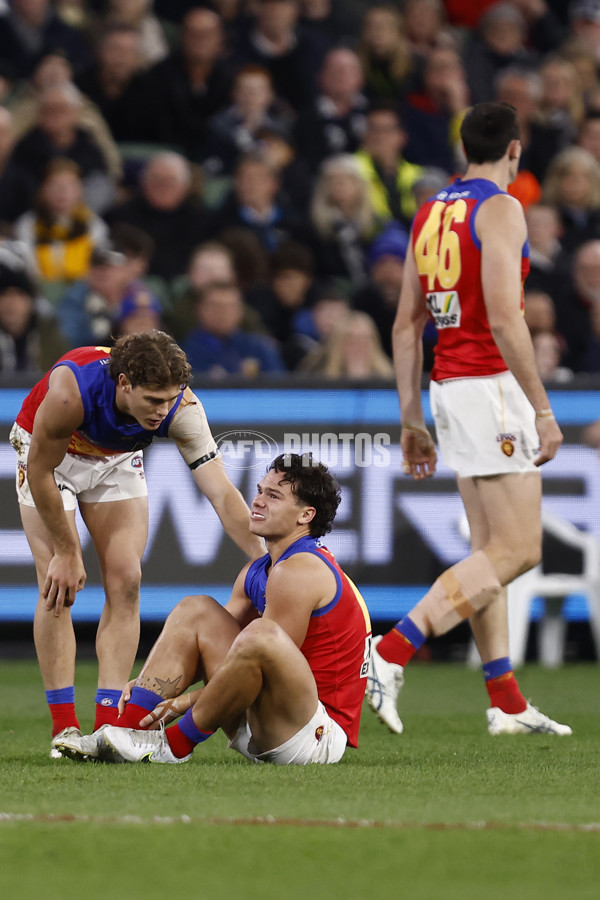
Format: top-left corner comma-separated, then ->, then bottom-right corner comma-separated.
482,657 -> 512,681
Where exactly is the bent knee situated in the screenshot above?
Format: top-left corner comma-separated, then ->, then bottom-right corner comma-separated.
168,593 -> 223,629
230,618 -> 286,659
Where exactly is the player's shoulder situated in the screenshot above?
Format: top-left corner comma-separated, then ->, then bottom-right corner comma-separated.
477,191 -> 526,236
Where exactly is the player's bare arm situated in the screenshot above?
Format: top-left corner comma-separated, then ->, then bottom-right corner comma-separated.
170,389 -> 264,559
478,193 -> 563,466
27,366 -> 87,614
392,232 -> 437,479
224,562 -> 261,629
261,553 -> 337,647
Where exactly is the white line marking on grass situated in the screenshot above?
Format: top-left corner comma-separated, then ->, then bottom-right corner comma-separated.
2,812 -> 600,832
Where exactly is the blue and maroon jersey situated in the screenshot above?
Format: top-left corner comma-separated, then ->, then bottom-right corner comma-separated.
412,177 -> 530,381
244,534 -> 372,748
16,346 -> 184,456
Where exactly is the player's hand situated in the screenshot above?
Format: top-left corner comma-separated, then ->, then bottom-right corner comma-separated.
117,679 -> 137,716
534,415 -> 563,467
43,552 -> 86,617
140,691 -> 200,729
401,424 -> 437,479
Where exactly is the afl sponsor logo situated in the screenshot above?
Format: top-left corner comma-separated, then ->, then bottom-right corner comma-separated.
131,455 -> 143,469
215,430 -> 278,470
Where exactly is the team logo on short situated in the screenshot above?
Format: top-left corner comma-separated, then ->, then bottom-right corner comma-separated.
426,291 -> 461,329
315,726 -> 324,742
18,464 -> 26,489
497,433 -> 516,457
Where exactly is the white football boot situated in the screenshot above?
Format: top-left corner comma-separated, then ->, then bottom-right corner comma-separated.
50,726 -> 82,759
53,724 -> 109,761
100,723 -> 191,764
366,635 -> 405,734
487,702 -> 572,735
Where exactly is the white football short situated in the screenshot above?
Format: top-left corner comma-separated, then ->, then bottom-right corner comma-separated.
10,423 -> 149,510
228,700 -> 348,765
429,371 -> 539,478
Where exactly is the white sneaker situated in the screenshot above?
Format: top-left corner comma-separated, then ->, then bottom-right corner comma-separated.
53,724 -> 109,761
50,726 -> 81,759
366,635 -> 405,734
100,723 -> 191,764
487,702 -> 573,736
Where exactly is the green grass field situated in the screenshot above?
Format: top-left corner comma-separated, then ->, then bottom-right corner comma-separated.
1,658 -> 599,900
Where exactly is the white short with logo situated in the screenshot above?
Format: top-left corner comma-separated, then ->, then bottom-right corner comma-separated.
429,371 -> 539,478
228,700 -> 348,765
10,423 -> 149,510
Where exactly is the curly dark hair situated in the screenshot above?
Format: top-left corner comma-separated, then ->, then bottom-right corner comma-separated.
109,331 -> 191,388
269,452 -> 341,537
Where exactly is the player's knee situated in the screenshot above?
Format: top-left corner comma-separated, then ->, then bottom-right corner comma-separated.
230,618 -> 283,662
105,562 -> 142,606
169,593 -> 221,630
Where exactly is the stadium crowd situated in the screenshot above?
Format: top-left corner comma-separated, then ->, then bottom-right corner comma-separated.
0,0 -> 598,381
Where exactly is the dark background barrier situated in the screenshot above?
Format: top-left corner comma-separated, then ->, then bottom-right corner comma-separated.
2,377 -> 600,658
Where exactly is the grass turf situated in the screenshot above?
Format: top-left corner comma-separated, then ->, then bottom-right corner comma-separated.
1,659 -> 599,900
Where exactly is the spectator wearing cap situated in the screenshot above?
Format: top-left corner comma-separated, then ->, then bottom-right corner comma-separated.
199,64 -> 293,176
0,264 -> 67,373
354,105 -> 424,230
293,47 -> 369,174
352,222 -> 410,358
182,280 -> 285,378
113,285 -> 164,337
55,236 -> 160,348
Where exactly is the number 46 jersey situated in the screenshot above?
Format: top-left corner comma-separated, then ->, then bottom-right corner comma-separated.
412,177 -> 530,382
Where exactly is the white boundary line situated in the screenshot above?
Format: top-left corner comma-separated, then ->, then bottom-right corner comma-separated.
2,812 -> 600,832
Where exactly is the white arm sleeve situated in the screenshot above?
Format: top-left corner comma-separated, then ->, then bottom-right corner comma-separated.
168,388 -> 220,469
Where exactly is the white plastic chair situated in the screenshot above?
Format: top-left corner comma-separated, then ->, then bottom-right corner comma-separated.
465,511 -> 600,668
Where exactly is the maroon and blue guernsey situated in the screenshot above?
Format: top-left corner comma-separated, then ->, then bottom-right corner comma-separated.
244,535 -> 372,748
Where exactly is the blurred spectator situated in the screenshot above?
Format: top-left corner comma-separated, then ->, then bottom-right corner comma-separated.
0,0 -> 93,79
412,166 -> 450,208
76,24 -> 146,143
292,280 -> 350,347
570,0 -> 600,63
254,125 -> 313,213
113,284 -> 164,337
554,239 -> 600,371
14,158 -> 108,285
105,152 -> 208,281
104,0 -> 169,67
55,239 -> 157,346
8,52 -> 122,185
560,36 -> 600,104
218,226 -> 271,291
310,154 -> 379,288
168,238 -> 265,339
495,66 -> 570,184
532,329 -> 573,382
523,288 -> 557,335
463,3 -> 537,105
352,222 -> 408,358
246,239 -> 318,368
538,54 -> 583,142
357,3 -> 415,105
182,280 -> 285,377
128,7 -> 232,152
403,0 -> 451,60
542,146 -> 600,253
300,309 -> 394,379
0,106 -> 36,223
293,47 -> 368,173
577,112 -> 600,165
524,202 -> 572,301
402,45 -> 469,174
200,64 -> 292,175
0,263 -> 67,372
298,0 -> 354,45
354,104 -> 424,229
9,82 -> 113,212
211,151 -> 309,256
231,0 -> 327,110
